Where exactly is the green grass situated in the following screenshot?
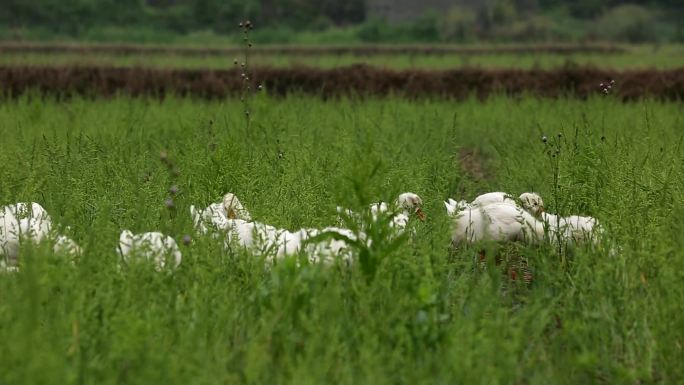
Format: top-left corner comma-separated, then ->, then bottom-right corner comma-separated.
0,94 -> 682,384
1,44 -> 683,70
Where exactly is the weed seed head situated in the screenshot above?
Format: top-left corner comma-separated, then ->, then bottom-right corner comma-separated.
238,19 -> 255,128
600,79 -> 615,95
164,198 -> 175,209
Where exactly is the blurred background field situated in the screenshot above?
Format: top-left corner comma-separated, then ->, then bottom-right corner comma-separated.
1,1 -> 682,100
1,1 -> 682,45
1,1 -> 682,96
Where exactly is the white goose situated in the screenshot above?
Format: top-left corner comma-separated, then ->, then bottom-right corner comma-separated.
447,191 -> 603,247
444,198 -> 469,217
190,193 -> 275,253
190,192 -> 253,234
391,192 -> 426,229
222,219 -> 356,266
1,206 -> 22,266
338,192 -> 426,233
223,219 -> 303,262
190,202 -> 231,234
515,193 -> 603,245
540,212 -> 602,246
53,233 -> 83,256
192,193 -> 360,265
0,202 -> 52,258
517,192 -> 545,218
450,202 -> 544,245
1,202 -> 82,270
515,191 -> 603,245
471,191 -> 517,207
468,191 -> 545,217
564,215 -> 601,242
118,230 -> 182,270
446,191 -> 544,217
296,226 -> 358,265
222,192 -> 252,221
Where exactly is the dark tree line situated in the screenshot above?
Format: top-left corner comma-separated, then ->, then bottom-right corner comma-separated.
535,0 -> 681,17
0,0 -> 365,34
0,0 -> 679,37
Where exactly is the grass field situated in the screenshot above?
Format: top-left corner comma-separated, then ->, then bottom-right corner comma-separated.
0,94 -> 682,384
1,44 -> 682,70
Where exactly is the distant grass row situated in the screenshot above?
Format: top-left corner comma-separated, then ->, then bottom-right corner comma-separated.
0,44 -> 682,70
1,95 -> 682,384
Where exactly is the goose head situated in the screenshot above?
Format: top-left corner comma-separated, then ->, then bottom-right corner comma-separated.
395,192 -> 426,221
518,192 -> 544,217
222,193 -> 252,221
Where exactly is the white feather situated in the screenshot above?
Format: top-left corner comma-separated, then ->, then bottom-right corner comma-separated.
118,230 -> 182,270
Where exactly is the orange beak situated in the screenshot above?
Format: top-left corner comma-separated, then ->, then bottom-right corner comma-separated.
415,207 -> 426,221
227,209 -> 237,219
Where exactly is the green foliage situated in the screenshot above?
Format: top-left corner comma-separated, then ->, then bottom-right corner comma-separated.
356,14 -> 440,43
0,95 -> 683,383
479,0 -> 518,30
2,44 -> 683,70
594,4 -> 658,43
439,6 -> 478,42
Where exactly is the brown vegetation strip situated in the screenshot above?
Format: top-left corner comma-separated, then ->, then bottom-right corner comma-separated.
0,42 -> 626,57
0,65 -> 681,100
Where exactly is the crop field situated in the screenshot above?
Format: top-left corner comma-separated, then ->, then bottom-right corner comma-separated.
1,92 -> 683,384
2,66 -> 683,102
0,43 -> 682,70
2,43 -> 682,103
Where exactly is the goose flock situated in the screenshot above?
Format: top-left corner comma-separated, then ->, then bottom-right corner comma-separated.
1,190 -> 602,273
445,191 -> 602,246
191,192 -> 424,265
